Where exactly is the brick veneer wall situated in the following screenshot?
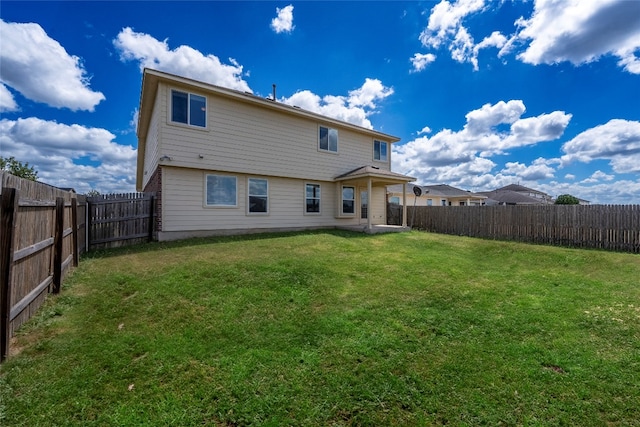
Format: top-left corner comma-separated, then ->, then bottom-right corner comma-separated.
143,166 -> 162,236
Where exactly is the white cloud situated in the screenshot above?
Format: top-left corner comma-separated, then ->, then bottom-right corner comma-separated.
271,5 -> 295,34
418,0 -> 640,73
0,84 -> 18,112
501,158 -> 556,181
463,100 -> 572,155
464,100 -> 525,136
128,108 -> 139,134
0,19 -> 105,111
0,117 -> 136,193
500,111 -> 573,153
419,0 -> 486,49
450,26 -> 476,67
280,79 -> 394,129
471,31 -> 507,69
392,100 -> 570,187
410,53 -> 437,72
564,174 -> 576,180
515,0 -> 640,74
418,0 -> 508,70
561,119 -> 640,173
418,126 -> 432,135
582,170 -> 615,184
114,27 -> 251,92
347,78 -> 394,109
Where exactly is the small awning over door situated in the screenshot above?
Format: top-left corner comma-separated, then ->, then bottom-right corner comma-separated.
334,166 -> 415,229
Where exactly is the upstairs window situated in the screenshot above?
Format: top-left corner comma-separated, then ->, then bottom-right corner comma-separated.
172,90 -> 206,127
319,126 -> 338,153
374,140 -> 388,162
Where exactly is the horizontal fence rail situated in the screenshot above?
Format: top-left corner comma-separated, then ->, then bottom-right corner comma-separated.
389,204 -> 640,253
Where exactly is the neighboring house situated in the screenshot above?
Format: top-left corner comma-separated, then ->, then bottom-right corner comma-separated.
478,184 -> 554,205
136,69 -> 415,240
387,183 -> 487,206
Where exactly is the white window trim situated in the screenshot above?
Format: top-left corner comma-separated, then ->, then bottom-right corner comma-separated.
247,177 -> 269,216
373,140 -> 388,163
340,185 -> 356,217
204,173 -> 238,208
169,88 -> 209,130
318,125 -> 339,154
304,182 -> 322,215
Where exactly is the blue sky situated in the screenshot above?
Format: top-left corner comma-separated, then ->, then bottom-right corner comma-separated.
1,1 -> 639,203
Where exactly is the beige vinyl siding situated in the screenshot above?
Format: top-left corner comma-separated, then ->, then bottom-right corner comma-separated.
141,91 -> 163,189
370,186 -> 386,225
157,83 -> 390,182
161,167 -> 360,232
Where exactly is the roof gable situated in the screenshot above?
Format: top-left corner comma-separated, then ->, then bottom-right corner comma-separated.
137,68 -> 400,145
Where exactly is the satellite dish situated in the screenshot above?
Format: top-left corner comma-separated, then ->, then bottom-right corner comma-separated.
413,186 -> 423,197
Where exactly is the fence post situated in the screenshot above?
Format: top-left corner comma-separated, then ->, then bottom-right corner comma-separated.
87,199 -> 93,252
148,195 -> 155,242
52,197 -> 64,294
71,198 -> 79,267
1,187 -> 18,362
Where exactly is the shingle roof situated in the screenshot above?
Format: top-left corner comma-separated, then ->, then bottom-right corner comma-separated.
387,183 -> 486,199
423,184 -> 485,198
477,190 -> 544,205
496,184 -> 548,196
334,166 -> 414,182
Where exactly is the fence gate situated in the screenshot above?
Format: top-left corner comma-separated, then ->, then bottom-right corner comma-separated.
87,192 -> 155,251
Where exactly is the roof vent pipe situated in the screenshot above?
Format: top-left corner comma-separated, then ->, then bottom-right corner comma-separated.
272,84 -> 276,101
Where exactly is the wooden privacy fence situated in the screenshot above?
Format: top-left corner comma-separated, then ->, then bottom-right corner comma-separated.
87,192 -> 155,251
1,172 -> 86,361
388,204 -> 640,253
1,172 -> 155,361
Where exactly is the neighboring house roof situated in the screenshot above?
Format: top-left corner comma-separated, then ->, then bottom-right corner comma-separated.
477,190 -> 544,205
387,183 -> 486,200
483,183 -> 554,205
386,183 -> 421,193
496,184 -> 546,195
422,184 -> 486,199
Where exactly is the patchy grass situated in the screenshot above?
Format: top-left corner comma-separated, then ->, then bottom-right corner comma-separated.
1,230 -> 639,426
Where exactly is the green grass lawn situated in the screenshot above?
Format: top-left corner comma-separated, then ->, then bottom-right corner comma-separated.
1,230 -> 639,426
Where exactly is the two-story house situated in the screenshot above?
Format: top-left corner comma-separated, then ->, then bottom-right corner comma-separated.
136,69 -> 414,241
